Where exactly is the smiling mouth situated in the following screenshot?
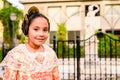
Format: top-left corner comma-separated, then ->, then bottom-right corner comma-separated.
37,39 -> 45,41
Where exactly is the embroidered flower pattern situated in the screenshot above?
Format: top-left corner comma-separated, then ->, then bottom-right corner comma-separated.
2,44 -> 60,80
35,53 -> 44,64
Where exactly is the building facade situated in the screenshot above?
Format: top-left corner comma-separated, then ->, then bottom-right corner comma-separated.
0,0 -> 4,47
20,0 -> 120,44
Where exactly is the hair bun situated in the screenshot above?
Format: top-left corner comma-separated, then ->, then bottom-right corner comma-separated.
28,6 -> 39,15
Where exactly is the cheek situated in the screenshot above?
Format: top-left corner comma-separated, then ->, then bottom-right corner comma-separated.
45,33 -> 49,38
27,31 -> 36,39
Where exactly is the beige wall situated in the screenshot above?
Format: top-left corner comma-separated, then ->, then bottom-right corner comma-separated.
20,0 -> 78,3
0,0 -> 3,43
21,0 -> 120,30
0,1 -> 3,9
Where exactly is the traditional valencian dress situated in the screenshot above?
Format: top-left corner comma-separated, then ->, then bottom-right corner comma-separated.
1,44 -> 60,80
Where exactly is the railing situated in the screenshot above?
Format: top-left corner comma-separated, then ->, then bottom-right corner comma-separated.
53,31 -> 120,80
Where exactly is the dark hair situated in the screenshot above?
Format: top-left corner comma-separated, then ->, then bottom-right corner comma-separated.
22,6 -> 50,36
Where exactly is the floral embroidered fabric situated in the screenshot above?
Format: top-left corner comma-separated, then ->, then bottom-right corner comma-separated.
1,44 -> 59,80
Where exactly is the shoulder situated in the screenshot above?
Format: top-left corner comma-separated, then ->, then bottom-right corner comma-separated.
43,44 -> 54,52
7,44 -> 26,55
43,44 -> 59,61
43,44 -> 57,56
2,44 -> 26,63
10,44 -> 25,50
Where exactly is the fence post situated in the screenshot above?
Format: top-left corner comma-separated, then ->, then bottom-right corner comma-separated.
76,35 -> 80,80
53,35 -> 56,52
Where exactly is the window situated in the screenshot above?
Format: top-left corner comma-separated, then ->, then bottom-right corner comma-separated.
104,4 -> 120,30
66,6 -> 81,18
85,5 -> 100,16
105,5 -> 120,16
50,31 -> 56,44
66,6 -> 81,31
68,31 -> 80,40
48,7 -> 61,23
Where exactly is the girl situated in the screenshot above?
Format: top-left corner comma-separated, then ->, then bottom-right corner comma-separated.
2,6 -> 60,80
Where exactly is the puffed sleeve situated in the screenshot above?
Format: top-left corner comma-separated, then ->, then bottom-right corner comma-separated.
3,67 -> 17,80
52,50 -> 60,80
2,50 -> 21,71
52,66 -> 60,80
2,48 -> 21,80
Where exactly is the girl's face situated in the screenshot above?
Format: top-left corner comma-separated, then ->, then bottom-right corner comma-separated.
27,17 -> 49,48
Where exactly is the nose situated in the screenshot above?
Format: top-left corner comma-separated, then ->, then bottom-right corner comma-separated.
38,31 -> 44,36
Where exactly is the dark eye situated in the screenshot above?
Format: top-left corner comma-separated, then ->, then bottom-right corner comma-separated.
34,28 -> 38,31
44,28 -> 48,32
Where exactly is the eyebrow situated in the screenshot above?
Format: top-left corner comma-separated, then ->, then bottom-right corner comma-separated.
33,26 -> 48,29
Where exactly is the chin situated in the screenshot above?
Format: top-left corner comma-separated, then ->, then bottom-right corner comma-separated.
36,42 -> 43,46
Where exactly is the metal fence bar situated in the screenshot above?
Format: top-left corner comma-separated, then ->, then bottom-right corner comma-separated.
76,36 -> 80,80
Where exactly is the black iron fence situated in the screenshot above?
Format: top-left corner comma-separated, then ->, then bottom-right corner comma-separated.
53,31 -> 120,80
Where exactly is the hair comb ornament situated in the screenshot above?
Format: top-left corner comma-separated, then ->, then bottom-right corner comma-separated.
24,14 -> 28,23
28,6 -> 39,15
22,14 -> 29,36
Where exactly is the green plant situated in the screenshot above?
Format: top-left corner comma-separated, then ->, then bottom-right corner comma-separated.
98,33 -> 120,58
56,23 -> 67,56
56,41 -> 85,58
0,48 -> 2,62
57,23 -> 67,41
0,5 -> 23,48
16,34 -> 26,43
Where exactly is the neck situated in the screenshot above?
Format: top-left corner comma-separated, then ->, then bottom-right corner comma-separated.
26,43 -> 43,53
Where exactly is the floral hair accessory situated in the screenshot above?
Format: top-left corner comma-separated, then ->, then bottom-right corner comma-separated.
28,6 -> 39,16
24,14 -> 28,24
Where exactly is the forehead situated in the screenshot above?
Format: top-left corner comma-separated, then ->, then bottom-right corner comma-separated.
33,17 -> 48,23
30,17 -> 49,27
